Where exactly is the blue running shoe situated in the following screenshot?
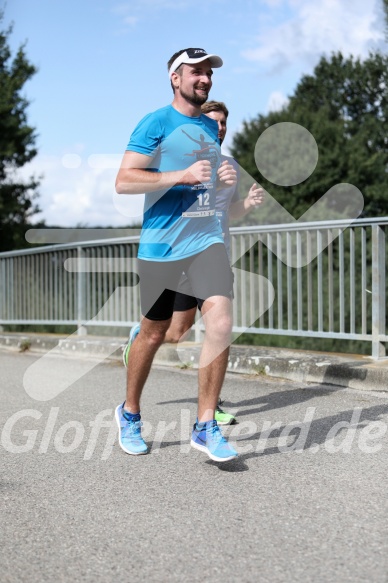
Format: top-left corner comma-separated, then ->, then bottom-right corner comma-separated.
115,403 -> 148,455
191,420 -> 238,462
122,323 -> 141,367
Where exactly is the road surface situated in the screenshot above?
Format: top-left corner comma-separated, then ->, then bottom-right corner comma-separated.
1,351 -> 388,582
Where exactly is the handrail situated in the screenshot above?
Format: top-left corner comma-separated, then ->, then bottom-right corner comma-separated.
1,218 -> 387,358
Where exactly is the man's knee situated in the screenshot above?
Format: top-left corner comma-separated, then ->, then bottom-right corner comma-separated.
165,324 -> 191,343
214,313 -> 232,337
141,319 -> 171,348
165,310 -> 196,343
204,311 -> 232,340
202,297 -> 232,334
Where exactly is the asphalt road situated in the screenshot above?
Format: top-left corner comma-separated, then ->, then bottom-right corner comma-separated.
1,350 -> 388,583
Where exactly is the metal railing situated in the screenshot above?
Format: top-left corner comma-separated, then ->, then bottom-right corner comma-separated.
0,218 -> 387,358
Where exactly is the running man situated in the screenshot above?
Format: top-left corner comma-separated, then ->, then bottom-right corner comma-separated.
116,49 -> 238,462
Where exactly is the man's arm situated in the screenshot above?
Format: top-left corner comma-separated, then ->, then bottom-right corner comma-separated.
115,151 -> 214,195
229,183 -> 264,220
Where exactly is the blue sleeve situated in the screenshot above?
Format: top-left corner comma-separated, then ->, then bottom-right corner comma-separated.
126,112 -> 163,157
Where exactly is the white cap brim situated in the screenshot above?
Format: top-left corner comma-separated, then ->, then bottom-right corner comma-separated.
169,51 -> 223,78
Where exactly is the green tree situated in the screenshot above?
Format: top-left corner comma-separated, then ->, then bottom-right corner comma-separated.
0,13 -> 41,252
231,52 -> 388,222
230,50 -> 388,355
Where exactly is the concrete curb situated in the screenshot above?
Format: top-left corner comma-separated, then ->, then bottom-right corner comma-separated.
1,332 -> 388,393
173,344 -> 388,393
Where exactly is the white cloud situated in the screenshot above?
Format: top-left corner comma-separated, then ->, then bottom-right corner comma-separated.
123,16 -> 139,26
242,0 -> 385,73
261,0 -> 284,6
267,90 -> 290,112
112,0 -> 191,21
19,155 -> 144,227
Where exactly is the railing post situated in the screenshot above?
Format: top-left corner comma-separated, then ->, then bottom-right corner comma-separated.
371,225 -> 386,359
0,258 -> 5,329
194,318 -> 202,343
77,246 -> 87,336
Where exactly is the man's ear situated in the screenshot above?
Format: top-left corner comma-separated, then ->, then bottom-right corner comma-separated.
171,72 -> 180,89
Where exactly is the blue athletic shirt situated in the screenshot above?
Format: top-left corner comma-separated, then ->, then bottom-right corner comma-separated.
126,104 -> 224,261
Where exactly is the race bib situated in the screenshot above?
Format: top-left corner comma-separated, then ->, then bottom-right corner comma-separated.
182,188 -> 216,217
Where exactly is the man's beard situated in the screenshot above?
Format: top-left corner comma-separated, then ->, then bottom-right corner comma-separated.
180,85 -> 209,106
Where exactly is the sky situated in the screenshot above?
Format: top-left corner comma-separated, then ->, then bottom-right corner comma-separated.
4,0 -> 386,227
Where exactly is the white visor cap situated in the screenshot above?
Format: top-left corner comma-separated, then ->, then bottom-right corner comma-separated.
169,48 -> 223,79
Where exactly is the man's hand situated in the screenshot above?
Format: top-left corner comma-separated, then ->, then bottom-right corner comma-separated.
245,183 -> 265,209
182,160 -> 212,186
217,160 -> 237,187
